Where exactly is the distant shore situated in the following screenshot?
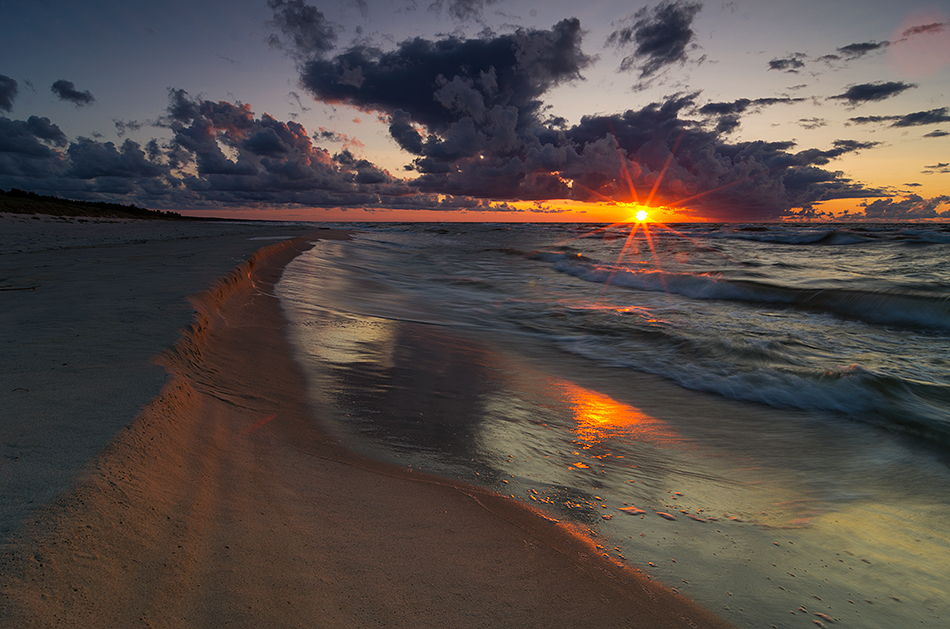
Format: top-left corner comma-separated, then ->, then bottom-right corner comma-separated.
0,188 -> 203,221
0,222 -> 733,628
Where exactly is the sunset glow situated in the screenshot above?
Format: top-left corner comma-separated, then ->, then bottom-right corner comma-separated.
0,1 -> 947,221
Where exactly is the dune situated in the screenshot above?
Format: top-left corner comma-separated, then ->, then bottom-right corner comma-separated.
0,229 -> 733,628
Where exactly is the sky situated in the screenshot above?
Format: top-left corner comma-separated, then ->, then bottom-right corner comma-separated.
0,0 -> 948,222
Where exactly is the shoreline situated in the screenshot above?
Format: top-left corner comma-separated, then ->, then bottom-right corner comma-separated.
0,232 -> 733,628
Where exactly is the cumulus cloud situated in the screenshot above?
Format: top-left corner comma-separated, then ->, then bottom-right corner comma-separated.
859,194 -> 950,220
0,74 -> 17,112
0,91 -> 444,210
606,0 -> 703,78
829,81 -> 916,105
298,18 -> 592,133
50,79 -> 95,106
2,7 -> 907,220
267,0 -> 338,58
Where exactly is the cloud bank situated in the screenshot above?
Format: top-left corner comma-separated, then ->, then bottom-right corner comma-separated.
1,4 -> 946,221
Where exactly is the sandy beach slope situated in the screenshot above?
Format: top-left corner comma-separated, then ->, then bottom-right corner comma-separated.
0,226 -> 733,628
0,214 -> 318,538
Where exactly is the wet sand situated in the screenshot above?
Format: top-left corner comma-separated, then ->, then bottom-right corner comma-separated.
0,223 -> 732,628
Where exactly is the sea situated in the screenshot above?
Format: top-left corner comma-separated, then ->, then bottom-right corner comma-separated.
275,222 -> 950,629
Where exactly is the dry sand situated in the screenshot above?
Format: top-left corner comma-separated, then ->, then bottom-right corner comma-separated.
0,223 -> 733,628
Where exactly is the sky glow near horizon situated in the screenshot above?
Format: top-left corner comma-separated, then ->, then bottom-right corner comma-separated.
0,0 -> 948,222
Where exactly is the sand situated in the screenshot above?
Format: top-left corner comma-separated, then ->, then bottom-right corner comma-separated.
0,220 -> 733,628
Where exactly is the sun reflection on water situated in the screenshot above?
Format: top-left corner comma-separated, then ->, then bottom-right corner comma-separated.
555,380 -> 680,446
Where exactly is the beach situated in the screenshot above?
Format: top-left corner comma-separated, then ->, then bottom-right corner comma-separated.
0,217 -> 732,628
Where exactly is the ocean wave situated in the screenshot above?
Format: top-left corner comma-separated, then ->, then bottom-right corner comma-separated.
559,335 -> 950,447
549,258 -> 950,330
704,227 -> 877,245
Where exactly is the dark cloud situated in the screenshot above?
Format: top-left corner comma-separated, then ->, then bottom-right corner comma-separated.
860,195 -> 950,220
829,81 -> 916,105
0,92 -> 443,210
0,116 -> 69,180
399,92 -> 883,220
696,97 -> 804,135
159,91 -> 423,208
767,54 -> 806,73
50,79 -> 95,106
0,74 -> 17,112
67,138 -> 168,179
836,41 -> 889,59
25,116 -> 68,146
848,107 -> 950,127
298,18 -> 591,133
114,119 -> 143,136
892,108 -> 950,127
267,0 -> 338,58
792,139 -> 880,167
427,0 -> 501,21
924,129 -> 949,138
606,0 -> 703,78
698,97 -> 804,116
904,182 -> 922,187
1,15 -> 912,220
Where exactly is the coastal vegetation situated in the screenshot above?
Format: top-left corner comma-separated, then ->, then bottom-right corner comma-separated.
0,188 -> 194,220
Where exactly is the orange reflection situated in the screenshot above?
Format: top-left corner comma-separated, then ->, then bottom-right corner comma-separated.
556,381 -> 680,446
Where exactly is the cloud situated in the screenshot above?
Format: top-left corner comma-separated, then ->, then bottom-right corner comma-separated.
848,107 -> 950,127
114,119 -> 143,136
767,54 -> 806,73
829,81 -> 916,105
0,116 -> 70,180
426,0 -> 501,21
798,117 -> 827,130
0,92 -> 443,210
836,41 -> 889,59
298,18 -> 592,133
696,97 -> 805,134
899,22 -> 948,40
267,0 -> 338,58
698,97 -> 804,116
606,0 -> 703,78
859,194 -> 950,220
2,11 -> 907,221
0,74 -> 17,112
50,79 -> 95,106
922,162 -> 950,174
924,129 -> 949,138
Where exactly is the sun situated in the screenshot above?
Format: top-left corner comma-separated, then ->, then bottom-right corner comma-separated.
635,209 -> 649,222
